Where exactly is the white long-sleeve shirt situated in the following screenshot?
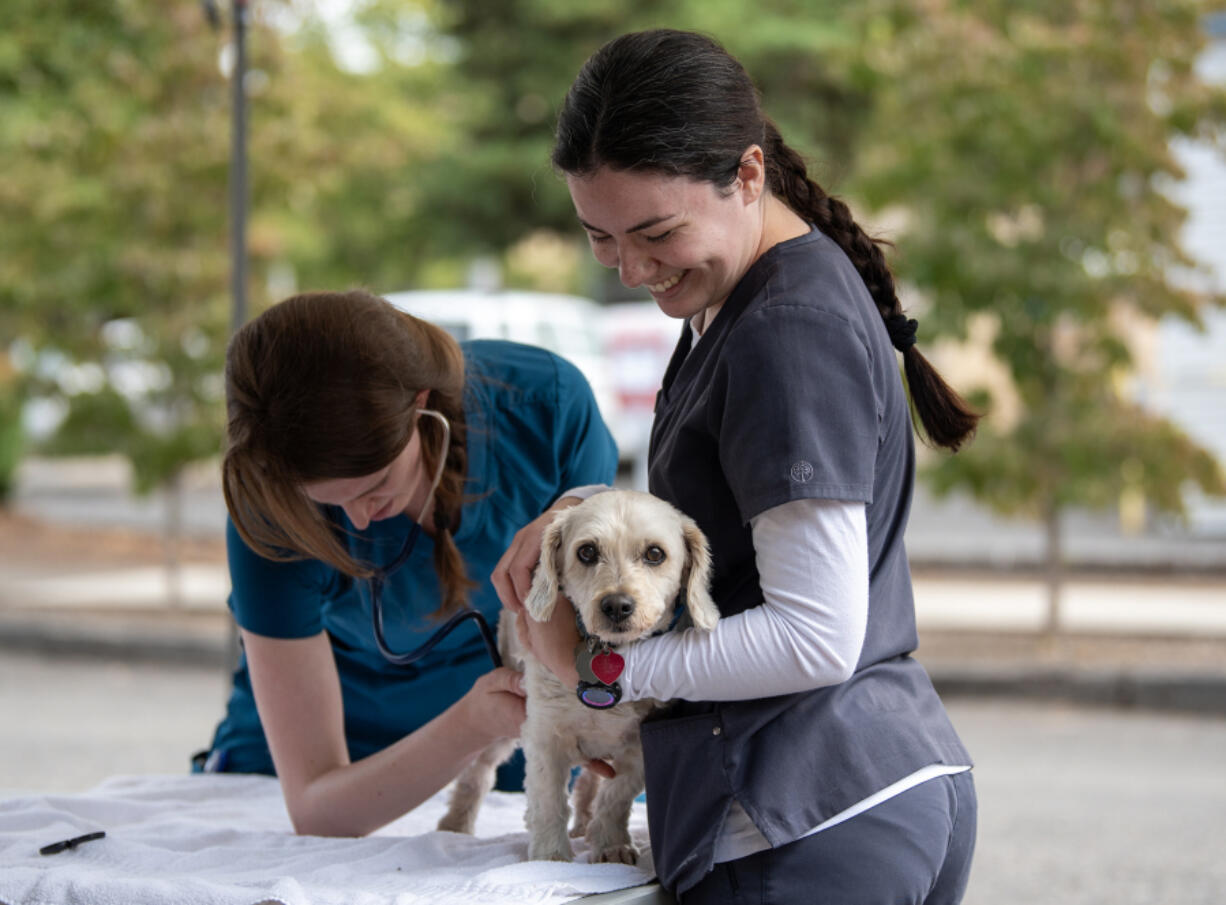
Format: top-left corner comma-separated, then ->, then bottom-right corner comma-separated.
559,486 -> 867,703
621,496 -> 868,700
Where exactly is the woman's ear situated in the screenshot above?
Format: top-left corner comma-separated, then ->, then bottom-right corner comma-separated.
524,514 -> 568,622
681,517 -> 719,631
736,144 -> 766,205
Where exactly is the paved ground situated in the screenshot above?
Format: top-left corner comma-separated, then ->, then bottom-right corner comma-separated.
0,651 -> 229,799
957,698 -> 1226,905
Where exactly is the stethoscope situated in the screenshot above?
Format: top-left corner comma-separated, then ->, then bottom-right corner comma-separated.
367,408 -> 502,670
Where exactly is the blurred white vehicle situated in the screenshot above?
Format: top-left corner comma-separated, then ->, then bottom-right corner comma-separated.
598,301 -> 684,488
383,288 -> 626,459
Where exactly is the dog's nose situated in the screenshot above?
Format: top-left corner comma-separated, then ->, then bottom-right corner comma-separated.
599,593 -> 635,624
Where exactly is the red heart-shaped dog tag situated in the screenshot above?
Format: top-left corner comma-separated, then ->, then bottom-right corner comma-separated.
590,650 -> 624,685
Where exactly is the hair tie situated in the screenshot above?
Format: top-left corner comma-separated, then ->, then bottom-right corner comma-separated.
886,314 -> 918,352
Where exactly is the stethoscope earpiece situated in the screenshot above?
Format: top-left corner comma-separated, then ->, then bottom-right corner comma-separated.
413,408 -> 450,528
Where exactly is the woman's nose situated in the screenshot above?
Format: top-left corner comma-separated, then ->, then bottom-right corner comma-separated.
617,246 -> 654,288
344,500 -> 373,530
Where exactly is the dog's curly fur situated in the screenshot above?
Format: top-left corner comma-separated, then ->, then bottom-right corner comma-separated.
437,490 -> 718,863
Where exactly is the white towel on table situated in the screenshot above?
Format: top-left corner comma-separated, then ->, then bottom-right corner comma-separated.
0,773 -> 656,905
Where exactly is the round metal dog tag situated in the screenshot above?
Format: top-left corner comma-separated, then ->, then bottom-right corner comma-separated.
577,681 -> 622,709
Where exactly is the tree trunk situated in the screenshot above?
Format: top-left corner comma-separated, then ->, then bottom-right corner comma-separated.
1042,497 -> 1063,636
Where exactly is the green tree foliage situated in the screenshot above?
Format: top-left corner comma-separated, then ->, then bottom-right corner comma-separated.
416,0 -> 643,257
0,1 -> 233,497
3,0 -> 1222,628
0,1 -> 452,498
0,379 -> 21,501
848,1 -> 1226,626
250,0 -> 457,292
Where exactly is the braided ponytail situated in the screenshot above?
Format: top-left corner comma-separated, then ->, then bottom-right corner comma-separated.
763,121 -> 979,451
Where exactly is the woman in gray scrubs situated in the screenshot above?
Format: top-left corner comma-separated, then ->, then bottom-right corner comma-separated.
497,29 -> 980,903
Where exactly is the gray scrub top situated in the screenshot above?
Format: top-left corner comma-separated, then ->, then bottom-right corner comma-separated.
642,228 -> 972,894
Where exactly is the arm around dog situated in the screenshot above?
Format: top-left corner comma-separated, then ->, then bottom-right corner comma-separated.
619,497 -> 868,702
494,499 -> 584,687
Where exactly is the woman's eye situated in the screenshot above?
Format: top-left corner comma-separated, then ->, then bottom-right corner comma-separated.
645,230 -> 673,243
643,545 -> 666,565
587,232 -> 612,244
577,543 -> 599,565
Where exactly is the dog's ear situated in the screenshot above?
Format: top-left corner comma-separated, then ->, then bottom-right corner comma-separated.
524,511 -> 568,622
680,517 -> 719,631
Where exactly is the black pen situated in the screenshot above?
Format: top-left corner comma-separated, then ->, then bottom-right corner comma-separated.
39,831 -> 106,856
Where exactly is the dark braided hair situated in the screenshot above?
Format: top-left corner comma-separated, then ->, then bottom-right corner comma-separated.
554,29 -> 979,451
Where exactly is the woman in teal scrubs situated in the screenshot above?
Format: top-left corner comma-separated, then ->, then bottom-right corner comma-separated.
199,289 -> 618,837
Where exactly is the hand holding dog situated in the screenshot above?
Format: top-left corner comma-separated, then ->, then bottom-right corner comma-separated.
491,494 -> 616,780
492,495 -> 586,686
449,491 -> 718,858
492,495 -> 586,616
512,597 -> 581,688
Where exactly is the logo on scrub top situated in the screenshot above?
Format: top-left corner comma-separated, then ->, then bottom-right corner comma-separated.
789,461 -> 814,483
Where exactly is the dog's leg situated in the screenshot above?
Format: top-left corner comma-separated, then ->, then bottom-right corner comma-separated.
523,737 -> 575,862
437,737 -> 518,835
584,754 -> 646,865
569,767 -> 600,838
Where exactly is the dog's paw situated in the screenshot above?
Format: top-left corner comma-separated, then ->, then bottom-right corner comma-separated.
568,822 -> 587,838
593,842 -> 639,865
436,813 -> 476,835
528,837 -> 574,862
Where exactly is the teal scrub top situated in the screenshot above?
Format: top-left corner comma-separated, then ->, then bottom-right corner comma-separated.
204,340 -> 619,774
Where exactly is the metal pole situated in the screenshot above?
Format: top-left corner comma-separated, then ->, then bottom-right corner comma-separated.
229,0 -> 249,333
224,0 -> 249,672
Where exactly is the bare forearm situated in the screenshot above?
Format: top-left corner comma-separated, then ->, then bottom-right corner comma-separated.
285,703 -> 490,837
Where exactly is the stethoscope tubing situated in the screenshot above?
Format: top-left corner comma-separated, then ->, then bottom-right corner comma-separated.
365,409 -> 502,671
368,523 -> 502,669
372,590 -> 502,669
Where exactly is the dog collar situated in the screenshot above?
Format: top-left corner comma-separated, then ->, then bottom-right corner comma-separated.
574,614 -> 623,710
570,596 -> 689,709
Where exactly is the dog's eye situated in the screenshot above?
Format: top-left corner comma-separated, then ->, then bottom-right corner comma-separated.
643,545 -> 666,565
576,543 -> 599,565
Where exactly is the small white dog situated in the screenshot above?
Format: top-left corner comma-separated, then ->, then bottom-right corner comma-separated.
438,490 -> 719,864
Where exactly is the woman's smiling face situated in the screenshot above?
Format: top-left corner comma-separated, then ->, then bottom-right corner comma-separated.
566,162 -> 765,322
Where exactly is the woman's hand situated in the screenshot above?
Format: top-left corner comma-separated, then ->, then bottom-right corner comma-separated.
492,495 -> 585,616
513,597 -> 581,689
492,495 -> 586,686
456,666 -> 528,745
492,493 -> 613,778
